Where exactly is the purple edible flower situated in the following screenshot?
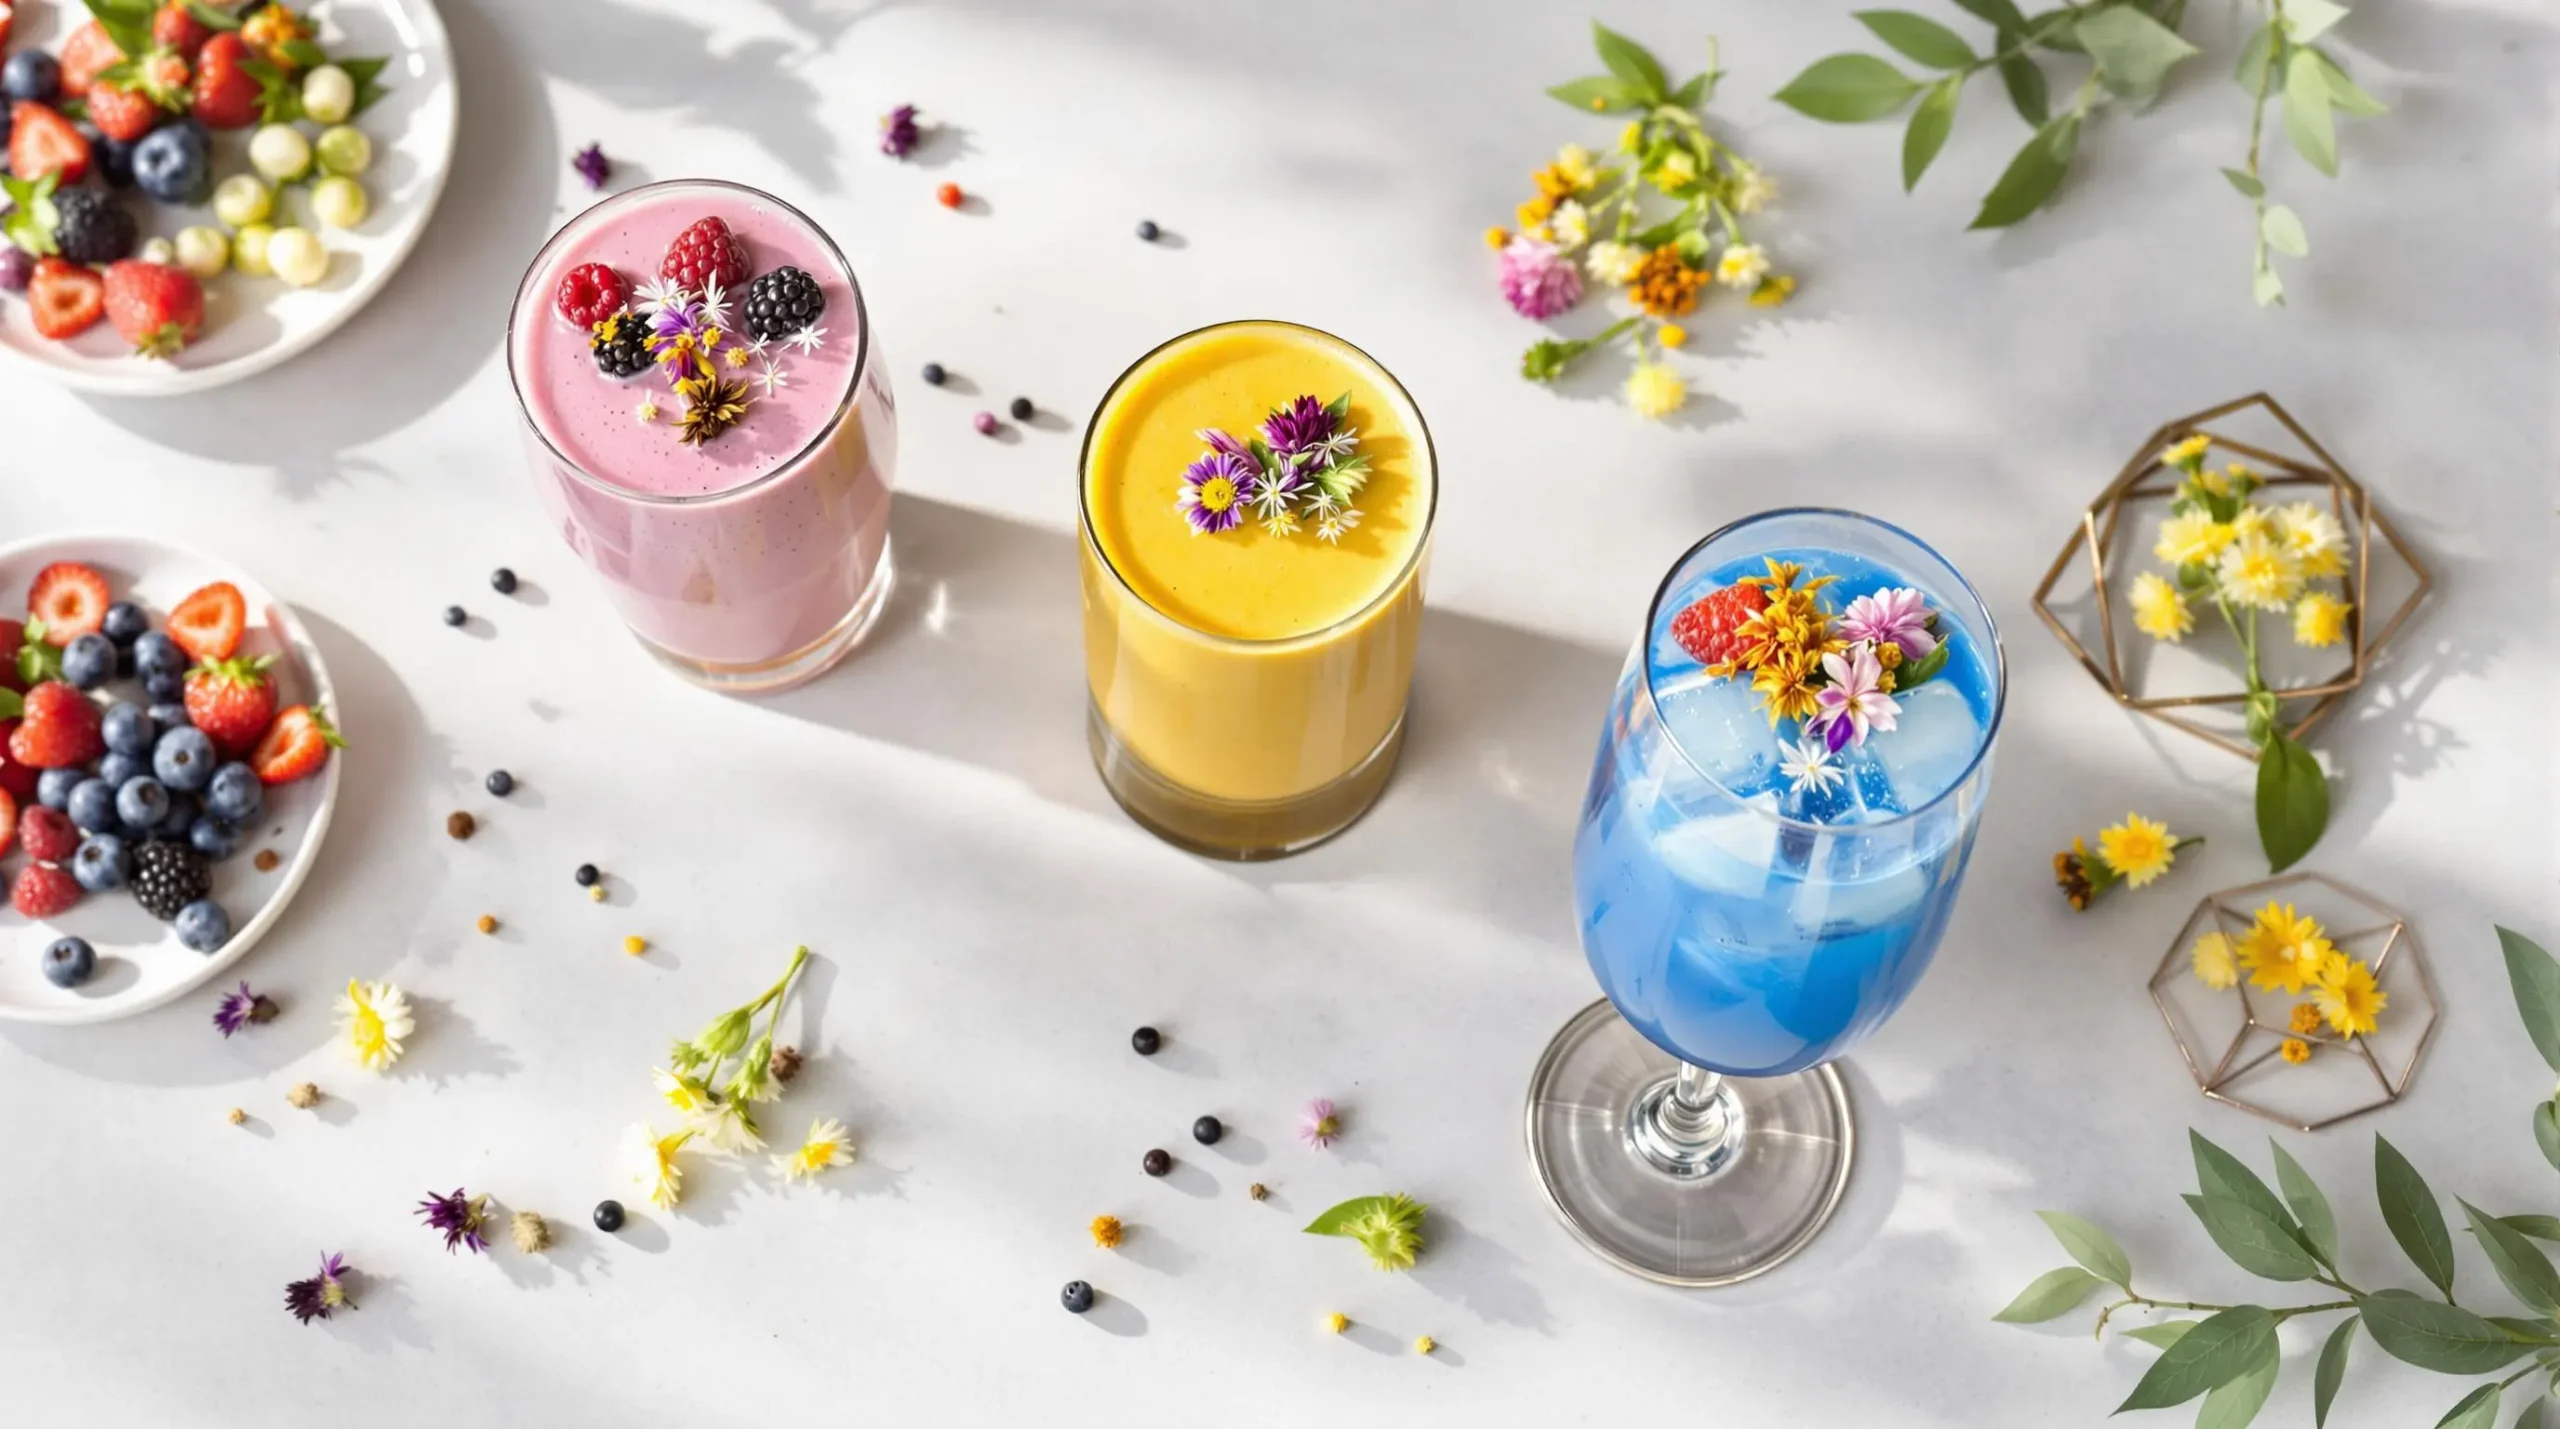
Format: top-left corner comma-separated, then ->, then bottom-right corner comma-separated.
1812,645 -> 1902,753
1176,449 -> 1254,535
1838,587 -> 1938,663
880,105 -> 922,159
284,1252 -> 355,1324
1259,395 -> 1336,470
212,980 -> 277,1038
415,1188 -> 491,1256
572,143 -> 611,191
1197,427 -> 1251,461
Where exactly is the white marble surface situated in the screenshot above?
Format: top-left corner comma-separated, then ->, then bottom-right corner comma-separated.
2,1 -> 2553,1423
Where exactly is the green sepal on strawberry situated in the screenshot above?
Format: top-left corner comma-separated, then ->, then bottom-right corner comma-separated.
105,259 -> 204,358
91,47 -> 196,126
8,102 -> 94,186
183,654 -> 276,757
1670,583 -> 1771,669
2,172 -> 61,258
250,703 -> 341,785
8,681 -> 104,769
14,620 -> 64,687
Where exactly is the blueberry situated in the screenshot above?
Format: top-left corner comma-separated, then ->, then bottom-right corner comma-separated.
1191,1115 -> 1223,1146
101,601 -> 147,646
154,726 -> 215,791
189,815 -> 240,861
67,778 -> 120,833
132,120 -> 212,206
2,52 -> 60,106
174,898 -> 231,954
147,702 -> 191,738
592,1200 -> 626,1232
1061,1280 -> 1095,1314
114,644 -> 136,679
97,750 -> 146,790
1136,219 -> 1160,242
442,605 -> 466,627
94,132 -> 139,190
102,702 -> 155,757
144,670 -> 184,701
920,362 -> 946,386
1009,397 -> 1034,421
1142,1148 -> 1171,1177
134,632 -> 186,681
115,776 -> 170,830
61,633 -> 115,690
1130,1025 -> 1162,1057
574,863 -> 599,886
490,568 -> 518,595
157,791 -> 198,839
205,762 -> 262,822
485,769 -> 514,797
42,937 -> 96,989
36,768 -> 82,811
72,834 -> 130,892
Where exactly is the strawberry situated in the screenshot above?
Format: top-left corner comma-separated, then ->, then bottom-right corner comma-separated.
9,102 -> 93,184
556,262 -> 627,329
1670,583 -> 1771,668
86,82 -> 162,142
167,580 -> 246,661
105,260 -> 204,358
0,3 -> 13,54
251,704 -> 342,785
8,682 -> 103,768
0,720 -> 38,803
58,21 -> 125,101
27,259 -> 105,341
0,785 -> 13,858
184,655 -> 276,757
19,803 -> 78,862
11,861 -> 81,918
660,216 -> 750,293
189,33 -> 260,130
27,562 -> 110,643
154,1 -> 211,57
0,619 -> 22,694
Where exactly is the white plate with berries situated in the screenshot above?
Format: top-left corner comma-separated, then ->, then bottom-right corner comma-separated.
0,533 -> 342,1024
0,0 -> 456,396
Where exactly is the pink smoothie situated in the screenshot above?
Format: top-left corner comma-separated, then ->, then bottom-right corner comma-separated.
508,180 -> 897,677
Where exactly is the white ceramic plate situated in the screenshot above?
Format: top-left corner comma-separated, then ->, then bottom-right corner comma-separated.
0,0 -> 457,396
0,534 -> 341,1025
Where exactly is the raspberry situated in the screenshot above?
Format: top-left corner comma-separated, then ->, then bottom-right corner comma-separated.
555,262 -> 628,329
1670,583 -> 1770,667
12,861 -> 82,919
19,804 -> 79,863
658,217 -> 748,293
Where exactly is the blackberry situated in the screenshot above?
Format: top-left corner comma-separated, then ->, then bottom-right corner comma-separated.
53,189 -> 137,266
590,307 -> 653,379
131,840 -> 211,922
742,266 -> 824,342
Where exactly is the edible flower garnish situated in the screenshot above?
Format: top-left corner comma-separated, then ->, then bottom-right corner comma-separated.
212,980 -> 278,1037
1305,1193 -> 1428,1272
2053,814 -> 2199,911
415,1188 -> 492,1256
1178,394 -> 1370,542
335,979 -> 412,1072
284,1252 -> 355,1325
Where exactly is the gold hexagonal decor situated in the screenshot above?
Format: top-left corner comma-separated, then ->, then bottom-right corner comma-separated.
2030,393 -> 2432,760
2148,872 -> 2440,1132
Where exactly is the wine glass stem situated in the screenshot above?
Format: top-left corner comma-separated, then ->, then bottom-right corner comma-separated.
1626,1059 -> 1744,1180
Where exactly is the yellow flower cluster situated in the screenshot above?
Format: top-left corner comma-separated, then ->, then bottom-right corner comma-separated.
2056,813 -> 2190,910
1517,144 -> 1599,235
1716,560 -> 1843,725
1631,244 -> 1704,318
2135,441 -> 2355,650
2190,901 -> 2388,1043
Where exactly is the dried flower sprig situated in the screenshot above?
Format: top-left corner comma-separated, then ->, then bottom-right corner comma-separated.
415,1188 -> 492,1255
212,980 -> 278,1037
2052,813 -> 2199,911
879,104 -> 922,159
1089,1215 -> 1124,1250
284,1252 -> 355,1325
510,1211 -> 551,1254
1501,23 -> 1793,415
1305,1193 -> 1428,1272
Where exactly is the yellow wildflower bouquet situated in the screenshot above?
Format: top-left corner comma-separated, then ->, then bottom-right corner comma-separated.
2187,899 -> 2387,1067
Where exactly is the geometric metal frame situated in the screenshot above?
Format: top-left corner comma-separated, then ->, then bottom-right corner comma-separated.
2146,871 -> 2442,1132
2031,393 -> 2435,761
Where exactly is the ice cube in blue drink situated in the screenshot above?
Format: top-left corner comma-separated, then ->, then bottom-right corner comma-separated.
1656,672 -> 1786,798
1870,680 -> 1985,810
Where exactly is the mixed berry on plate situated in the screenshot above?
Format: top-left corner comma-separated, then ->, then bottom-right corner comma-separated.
2,559 -> 342,988
0,2 -> 390,360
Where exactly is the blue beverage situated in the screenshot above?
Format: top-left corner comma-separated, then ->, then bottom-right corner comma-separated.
1575,532 -> 2003,1078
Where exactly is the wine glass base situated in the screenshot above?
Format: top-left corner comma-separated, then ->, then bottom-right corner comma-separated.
1525,998 -> 1853,1288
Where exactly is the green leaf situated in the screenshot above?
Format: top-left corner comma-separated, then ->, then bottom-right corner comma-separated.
1303,1194 -> 1394,1237
1856,10 -> 1978,69
2024,8 -> 2085,51
2312,49 -> 2387,116
184,0 -> 244,30
2506,1216 -> 2560,1244
2118,1307 -> 2278,1411
1774,53 -> 1923,122
2537,1102 -> 2560,1175
2235,21 -> 2278,91
1952,0 -> 2029,27
1991,1266 -> 2105,1322
2500,928 -> 2560,1074
278,37 -> 329,70
2036,1209 -> 2132,1289
2254,260 -> 2286,308
2464,1200 -> 2560,1314
2,172 -> 62,258
1548,75 -> 1643,115
1898,640 -> 1953,688
2192,1131 -> 2295,1231
2313,1315 -> 2357,1428
2222,166 -> 2265,198
2378,1135 -> 2458,1296
1589,21 -> 1670,105
2440,1384 -> 2506,1429
2184,1194 -> 2323,1282
1669,73 -> 1710,110
2284,49 -> 2341,176
2254,729 -> 2327,871
1970,113 -> 2079,229
2269,1141 -> 2339,1267
2360,1293 -> 2530,1375
1903,76 -> 1962,190
1996,34 -> 2050,123
2197,1349 -> 2280,1429
2488,1317 -> 2560,1345
2284,0 -> 2352,45
0,688 -> 21,721
2521,1397 -> 2554,1429
2126,1320 -> 2201,1349
341,56 -> 396,118
2074,4 -> 2200,104
2262,203 -> 2310,258
82,0 -> 157,61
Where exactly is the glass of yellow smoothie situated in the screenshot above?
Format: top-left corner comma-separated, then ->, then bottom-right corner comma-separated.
1079,321 -> 1437,859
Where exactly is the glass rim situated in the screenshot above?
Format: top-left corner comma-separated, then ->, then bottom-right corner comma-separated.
1638,506 -> 2009,833
502,177 -> 873,509
1075,319 -> 1440,652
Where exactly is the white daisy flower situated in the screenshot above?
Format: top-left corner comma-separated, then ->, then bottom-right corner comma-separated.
1781,732 -> 1843,797
1315,506 -> 1364,544
754,356 -> 791,398
633,274 -> 688,317
785,324 -> 828,356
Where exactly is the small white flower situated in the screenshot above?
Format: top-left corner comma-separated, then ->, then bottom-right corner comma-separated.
1585,240 -> 1646,286
1781,733 -> 1843,797
1549,199 -> 1590,251
1304,487 -> 1343,518
633,275 -> 688,317
785,324 -> 828,356
1308,424 -> 1359,466
698,277 -> 733,328
1261,511 -> 1301,538
1315,506 -> 1363,544
634,397 -> 660,424
1730,164 -> 1778,215
772,1118 -> 855,1181
690,1098 -> 766,1154
1248,472 -> 1298,522
754,356 -> 792,398
1716,243 -> 1771,291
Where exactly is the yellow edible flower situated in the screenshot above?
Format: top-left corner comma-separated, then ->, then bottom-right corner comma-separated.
2216,530 -> 2304,611
2161,434 -> 2212,470
2154,512 -> 2234,567
771,1117 -> 854,1182
1090,1215 -> 1124,1249
1624,361 -> 1686,420
1482,226 -> 1510,250
2191,932 -> 2239,990
2312,955 -> 2387,1037
1749,274 -> 1795,307
623,1123 -> 693,1210
1657,323 -> 1688,349
2128,571 -> 2194,642
2241,903 -> 2334,995
2293,591 -> 2351,648
2287,1002 -> 2325,1036
335,980 -> 413,1073
2280,1038 -> 2312,1065
1715,242 -> 1771,291
2276,501 -> 2348,577
2095,813 -> 2177,888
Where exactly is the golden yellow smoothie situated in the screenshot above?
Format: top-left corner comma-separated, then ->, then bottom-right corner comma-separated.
1080,322 -> 1436,855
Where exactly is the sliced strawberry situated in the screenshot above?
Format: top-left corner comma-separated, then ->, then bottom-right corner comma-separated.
9,102 -> 93,185
0,720 -> 37,804
184,655 -> 276,757
86,82 -> 161,142
0,785 -> 14,858
167,580 -> 245,661
251,704 -> 342,785
153,1 -> 210,58
1670,583 -> 1771,668
11,861 -> 81,918
27,257 -> 105,340
7,682 -> 102,768
27,562 -> 109,643
105,260 -> 204,358
189,33 -> 259,130
0,619 -> 22,694
58,21 -> 126,101
18,803 -> 78,862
